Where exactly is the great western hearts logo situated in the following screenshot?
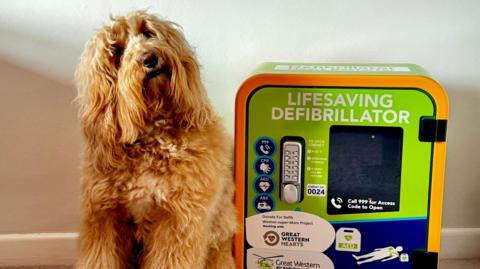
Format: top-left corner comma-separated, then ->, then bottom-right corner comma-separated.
263,231 -> 280,246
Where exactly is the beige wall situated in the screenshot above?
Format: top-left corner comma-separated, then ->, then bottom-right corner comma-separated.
0,60 -> 81,233
0,61 -> 479,264
0,58 -> 478,233
442,85 -> 480,227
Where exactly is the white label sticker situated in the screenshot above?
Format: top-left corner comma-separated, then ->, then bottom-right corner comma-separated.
247,248 -> 334,269
335,227 -> 361,253
274,64 -> 411,72
306,184 -> 326,197
246,211 -> 335,252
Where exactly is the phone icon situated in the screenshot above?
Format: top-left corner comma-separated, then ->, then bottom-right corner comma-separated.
255,138 -> 275,156
331,197 -> 343,209
260,144 -> 270,155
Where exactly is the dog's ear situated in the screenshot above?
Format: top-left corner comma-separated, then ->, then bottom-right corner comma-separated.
116,60 -> 147,144
169,52 -> 214,129
75,34 -> 119,145
158,22 -> 214,129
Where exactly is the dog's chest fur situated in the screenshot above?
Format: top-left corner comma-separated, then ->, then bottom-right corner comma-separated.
120,120 -> 185,224
122,172 -> 167,223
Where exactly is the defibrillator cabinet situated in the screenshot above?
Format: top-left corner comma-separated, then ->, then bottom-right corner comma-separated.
234,63 -> 448,269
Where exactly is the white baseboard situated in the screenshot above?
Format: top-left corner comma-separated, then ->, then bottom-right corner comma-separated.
0,228 -> 477,266
0,233 -> 78,266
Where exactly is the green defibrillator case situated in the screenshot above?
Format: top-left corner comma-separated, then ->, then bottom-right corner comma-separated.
234,63 -> 448,269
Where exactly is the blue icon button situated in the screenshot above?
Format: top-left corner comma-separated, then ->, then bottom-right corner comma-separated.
254,194 -> 274,213
254,176 -> 274,194
255,137 -> 276,156
254,158 -> 275,176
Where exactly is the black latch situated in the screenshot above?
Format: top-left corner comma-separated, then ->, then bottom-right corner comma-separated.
419,117 -> 447,142
412,249 -> 439,269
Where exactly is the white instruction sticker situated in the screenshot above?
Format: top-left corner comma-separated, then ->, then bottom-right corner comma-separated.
246,211 -> 335,252
306,184 -> 326,197
335,227 -> 361,252
247,248 -> 334,269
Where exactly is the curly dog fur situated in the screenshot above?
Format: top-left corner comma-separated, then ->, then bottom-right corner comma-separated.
74,11 -> 236,269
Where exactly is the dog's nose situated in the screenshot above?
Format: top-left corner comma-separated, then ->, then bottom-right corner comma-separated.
141,53 -> 158,69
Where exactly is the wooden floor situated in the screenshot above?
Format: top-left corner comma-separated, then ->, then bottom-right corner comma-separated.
1,260 -> 480,269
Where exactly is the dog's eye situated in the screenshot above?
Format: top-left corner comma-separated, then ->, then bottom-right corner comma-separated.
112,45 -> 124,57
142,30 -> 154,39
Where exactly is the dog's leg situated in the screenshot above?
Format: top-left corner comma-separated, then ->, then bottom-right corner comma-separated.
76,204 -> 135,269
76,213 -> 122,269
141,205 -> 211,268
205,184 -> 237,269
205,239 -> 235,269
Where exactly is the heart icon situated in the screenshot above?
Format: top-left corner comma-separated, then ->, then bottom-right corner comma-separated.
268,235 -> 276,242
259,181 -> 270,192
344,235 -> 352,241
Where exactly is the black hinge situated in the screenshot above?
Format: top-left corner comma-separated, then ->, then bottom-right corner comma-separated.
412,250 -> 439,269
419,117 -> 447,142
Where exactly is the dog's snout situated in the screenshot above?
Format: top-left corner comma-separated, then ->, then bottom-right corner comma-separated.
141,53 -> 158,69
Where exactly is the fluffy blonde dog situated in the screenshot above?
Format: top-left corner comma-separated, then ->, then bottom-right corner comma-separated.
75,11 -> 236,269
